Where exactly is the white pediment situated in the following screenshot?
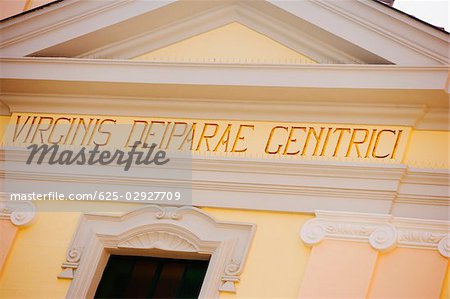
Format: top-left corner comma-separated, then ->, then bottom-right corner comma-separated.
0,0 -> 448,130
0,0 -> 447,65
133,22 -> 317,64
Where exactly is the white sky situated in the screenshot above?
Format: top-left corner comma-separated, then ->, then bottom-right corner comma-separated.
394,0 -> 449,31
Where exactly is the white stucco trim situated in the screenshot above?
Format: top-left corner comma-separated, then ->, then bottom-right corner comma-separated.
1,58 -> 447,90
0,197 -> 36,226
77,1 -> 365,64
1,91 -> 448,130
1,57 -> 448,129
0,0 -> 176,57
58,205 -> 255,298
2,148 -> 449,219
0,0 -> 447,65
300,210 -> 450,257
270,0 -> 449,65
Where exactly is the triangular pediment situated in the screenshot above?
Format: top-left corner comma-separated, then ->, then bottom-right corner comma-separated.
0,0 -> 447,65
133,22 -> 317,64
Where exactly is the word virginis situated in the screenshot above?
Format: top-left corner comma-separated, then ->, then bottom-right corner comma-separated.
11,115 -> 404,159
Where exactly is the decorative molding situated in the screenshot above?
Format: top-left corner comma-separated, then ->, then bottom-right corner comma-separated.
0,58 -> 448,129
0,93 -> 436,129
0,92 -> 446,130
78,2 -> 237,60
236,1 -> 364,64
270,0 -> 448,65
117,231 -> 199,252
312,0 -> 448,64
357,0 -> 449,60
1,0 -> 446,66
59,205 -> 255,298
1,147 -> 448,218
1,147 -> 410,215
0,0 -> 174,57
415,108 -> 450,131
401,168 -> 450,186
1,58 -> 448,90
58,247 -> 82,279
79,2 -> 363,64
300,211 -> 397,251
363,0 -> 448,40
0,199 -> 36,226
393,168 -> 450,220
300,211 -> 450,257
154,205 -> 188,220
219,259 -> 241,293
397,229 -> 445,249
393,218 -> 450,252
438,236 -> 450,258
369,225 -> 397,251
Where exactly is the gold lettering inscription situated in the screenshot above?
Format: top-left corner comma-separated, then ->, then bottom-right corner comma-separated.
8,114 -> 408,162
265,126 -> 288,154
232,125 -> 254,153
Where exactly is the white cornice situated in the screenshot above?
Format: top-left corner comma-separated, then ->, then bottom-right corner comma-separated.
317,0 -> 449,64
1,148 -> 448,219
393,168 -> 450,220
1,58 -> 448,90
270,0 -> 448,65
0,93 -> 430,128
79,2 -> 364,64
359,1 -> 449,42
0,0 -> 446,66
415,108 -> 450,131
300,210 -> 450,257
402,168 -> 450,186
0,0 -> 176,57
1,57 -> 448,129
78,2 -> 237,59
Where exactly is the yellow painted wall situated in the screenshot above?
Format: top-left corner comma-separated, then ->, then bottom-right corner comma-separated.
1,204 -> 448,298
0,203 -> 312,298
0,115 -> 10,140
204,208 -> 312,299
0,200 -> 145,298
403,130 -> 450,169
441,264 -> 450,299
0,113 -> 448,297
0,211 -> 78,298
0,14 -> 448,299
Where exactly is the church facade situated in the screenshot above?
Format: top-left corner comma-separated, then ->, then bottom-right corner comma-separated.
0,0 -> 449,298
